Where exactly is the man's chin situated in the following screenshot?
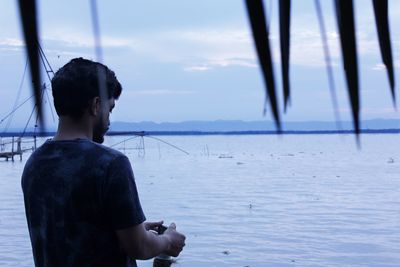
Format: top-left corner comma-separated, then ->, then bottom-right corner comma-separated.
93,126 -> 108,144
93,135 -> 104,144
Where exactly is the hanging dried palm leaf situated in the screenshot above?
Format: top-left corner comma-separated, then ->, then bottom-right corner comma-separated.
315,0 -> 342,129
245,0 -> 281,131
372,0 -> 395,105
17,0 -> 44,130
279,0 -> 291,111
334,0 -> 360,136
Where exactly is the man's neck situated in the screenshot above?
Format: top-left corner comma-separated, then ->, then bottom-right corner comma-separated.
53,116 -> 93,141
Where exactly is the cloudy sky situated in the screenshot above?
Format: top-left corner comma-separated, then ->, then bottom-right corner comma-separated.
1,0 -> 399,129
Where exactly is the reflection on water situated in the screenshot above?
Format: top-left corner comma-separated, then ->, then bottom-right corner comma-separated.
1,135 -> 399,267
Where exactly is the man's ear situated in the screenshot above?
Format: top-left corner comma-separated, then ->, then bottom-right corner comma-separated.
89,97 -> 101,116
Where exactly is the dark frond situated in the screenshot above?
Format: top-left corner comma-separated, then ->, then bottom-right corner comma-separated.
90,0 -> 103,62
17,0 -> 43,130
372,0 -> 395,105
279,0 -> 291,111
245,0 -> 281,131
335,0 -> 360,136
315,0 -> 341,129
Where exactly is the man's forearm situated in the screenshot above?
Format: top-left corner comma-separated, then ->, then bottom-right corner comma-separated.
117,222 -> 185,260
135,231 -> 170,260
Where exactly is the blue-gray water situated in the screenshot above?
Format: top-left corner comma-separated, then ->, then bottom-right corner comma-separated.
1,134 -> 399,266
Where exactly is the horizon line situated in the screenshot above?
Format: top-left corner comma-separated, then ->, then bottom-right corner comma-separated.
1,129 -> 399,138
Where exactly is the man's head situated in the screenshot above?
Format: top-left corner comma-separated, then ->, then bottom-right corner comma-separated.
52,58 -> 122,143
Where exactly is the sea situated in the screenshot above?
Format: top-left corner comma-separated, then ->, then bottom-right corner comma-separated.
0,134 -> 399,267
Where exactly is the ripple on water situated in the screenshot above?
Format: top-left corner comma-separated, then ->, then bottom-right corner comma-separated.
1,135 -> 400,267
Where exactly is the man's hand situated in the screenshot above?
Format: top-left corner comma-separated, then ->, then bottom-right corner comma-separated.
163,223 -> 186,257
144,220 -> 164,232
116,221 -> 186,260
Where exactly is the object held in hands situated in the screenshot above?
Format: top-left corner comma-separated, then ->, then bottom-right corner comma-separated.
157,225 -> 168,235
154,224 -> 172,265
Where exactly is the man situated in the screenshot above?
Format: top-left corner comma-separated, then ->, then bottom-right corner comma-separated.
21,58 -> 185,267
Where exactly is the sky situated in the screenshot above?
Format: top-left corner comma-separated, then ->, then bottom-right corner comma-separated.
1,0 -> 400,130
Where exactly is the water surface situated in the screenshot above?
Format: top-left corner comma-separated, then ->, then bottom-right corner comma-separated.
0,134 -> 399,266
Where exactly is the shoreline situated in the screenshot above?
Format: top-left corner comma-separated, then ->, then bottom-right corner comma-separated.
0,129 -> 399,137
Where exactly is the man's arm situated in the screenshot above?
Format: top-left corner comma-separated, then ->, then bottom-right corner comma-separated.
116,222 -> 185,260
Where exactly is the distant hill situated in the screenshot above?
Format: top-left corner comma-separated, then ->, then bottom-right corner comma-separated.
3,119 -> 399,134
109,119 -> 400,132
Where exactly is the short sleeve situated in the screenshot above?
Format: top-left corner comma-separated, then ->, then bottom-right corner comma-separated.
103,155 -> 146,230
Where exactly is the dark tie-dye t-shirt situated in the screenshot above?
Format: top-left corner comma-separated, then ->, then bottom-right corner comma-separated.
21,139 -> 146,267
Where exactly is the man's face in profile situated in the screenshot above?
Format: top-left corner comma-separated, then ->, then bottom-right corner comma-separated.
93,98 -> 115,144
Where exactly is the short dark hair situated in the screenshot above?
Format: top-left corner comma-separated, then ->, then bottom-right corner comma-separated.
51,58 -> 122,118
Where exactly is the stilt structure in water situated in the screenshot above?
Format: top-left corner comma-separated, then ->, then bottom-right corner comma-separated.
110,131 -> 189,158
0,136 -> 38,161
0,44 -> 54,161
0,137 -> 22,161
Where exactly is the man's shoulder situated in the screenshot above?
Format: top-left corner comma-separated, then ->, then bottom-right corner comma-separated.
23,139 -> 130,184
91,142 -> 130,166
88,140 -> 125,158
32,139 -> 127,164
71,139 -> 128,164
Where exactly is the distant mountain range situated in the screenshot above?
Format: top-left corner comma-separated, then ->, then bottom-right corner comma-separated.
109,119 -> 400,132
2,119 -> 399,135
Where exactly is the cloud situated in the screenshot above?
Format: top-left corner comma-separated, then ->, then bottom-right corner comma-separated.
0,38 -> 24,52
208,57 -> 257,68
0,26 -> 339,69
280,28 -> 383,67
184,65 -> 211,72
0,38 -> 24,47
43,49 -> 92,58
174,29 -> 252,45
124,89 -> 196,96
372,59 -> 400,71
372,63 -> 386,71
337,106 -> 397,116
141,28 -> 258,70
3,18 -> 391,71
44,30 -> 133,48
184,57 -> 257,72
361,107 -> 398,116
46,28 -> 257,70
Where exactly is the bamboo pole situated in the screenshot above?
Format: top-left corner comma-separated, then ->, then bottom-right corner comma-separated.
11,136 -> 14,162
18,138 -> 22,161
